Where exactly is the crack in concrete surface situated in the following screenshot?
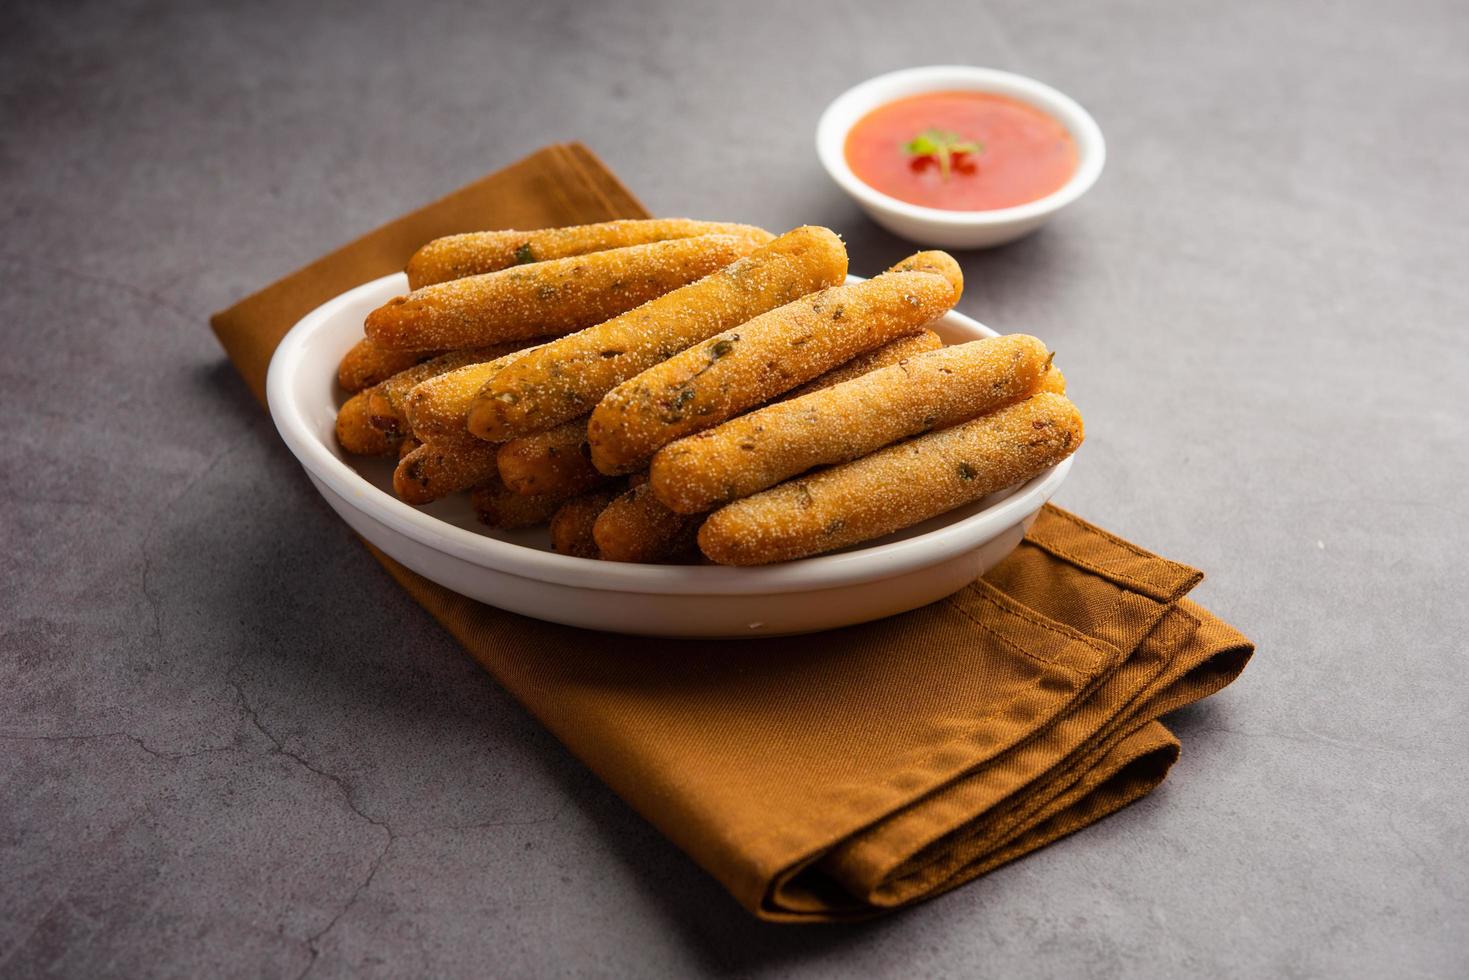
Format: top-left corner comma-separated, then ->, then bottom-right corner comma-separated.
4,678 -> 572,977
0,731 -> 234,762
229,681 -> 398,976
293,834 -> 394,980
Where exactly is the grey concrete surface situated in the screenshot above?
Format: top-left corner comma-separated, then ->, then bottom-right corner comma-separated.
2,0 -> 1466,976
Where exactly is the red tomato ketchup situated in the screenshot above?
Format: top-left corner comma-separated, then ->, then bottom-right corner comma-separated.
844,91 -> 1078,211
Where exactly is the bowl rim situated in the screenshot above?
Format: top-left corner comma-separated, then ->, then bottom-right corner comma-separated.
266,272 -> 1073,597
816,64 -> 1106,227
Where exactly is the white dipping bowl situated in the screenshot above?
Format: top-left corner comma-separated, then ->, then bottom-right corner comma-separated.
266,273 -> 1073,637
816,65 -> 1105,249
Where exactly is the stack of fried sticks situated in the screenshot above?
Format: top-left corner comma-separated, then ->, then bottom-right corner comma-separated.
335,220 -> 1081,565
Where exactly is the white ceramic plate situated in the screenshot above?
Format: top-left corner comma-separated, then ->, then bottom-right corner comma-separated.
266,273 -> 1073,637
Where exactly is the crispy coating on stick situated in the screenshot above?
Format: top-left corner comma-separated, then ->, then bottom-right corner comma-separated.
650,336 -> 1054,514
406,220 -> 773,289
588,256 -> 961,474
496,417 -> 610,498
470,473 -> 569,530
592,482 -> 702,563
549,484 -> 626,558
366,344 -> 529,437
336,390 -> 400,456
698,393 -> 1083,565
468,226 -> 849,442
782,329 -> 942,399
365,235 -> 761,351
393,440 -> 503,505
1037,365 -> 1066,395
337,338 -> 439,392
886,250 -> 965,303
401,345 -> 543,443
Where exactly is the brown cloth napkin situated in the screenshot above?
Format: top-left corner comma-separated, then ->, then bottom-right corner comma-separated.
212,143 -> 1253,921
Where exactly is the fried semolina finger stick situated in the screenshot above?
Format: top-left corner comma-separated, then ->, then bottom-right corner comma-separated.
593,482 -> 702,563
588,258 -> 961,475
887,250 -> 966,303
393,439 -> 503,505
337,390 -> 401,456
470,473 -> 569,530
468,226 -> 849,442
1037,365 -> 1066,394
549,484 -> 626,558
782,329 -> 942,400
401,345 -> 544,443
366,234 -> 762,351
698,393 -> 1083,566
406,220 -> 774,289
650,336 -> 1054,514
337,338 -> 440,392
366,343 -> 530,436
496,417 -> 610,497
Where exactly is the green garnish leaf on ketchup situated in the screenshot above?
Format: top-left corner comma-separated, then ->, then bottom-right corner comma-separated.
903,128 -> 984,181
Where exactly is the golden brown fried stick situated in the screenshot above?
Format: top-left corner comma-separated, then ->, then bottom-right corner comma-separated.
494,333 -> 946,486
588,253 -> 962,474
698,392 -> 1083,565
400,345 -> 544,443
548,484 -> 626,558
366,343 -> 529,437
470,473 -> 570,530
468,226 -> 849,442
592,482 -> 702,563
495,417 -> 611,498
887,250 -> 967,303
650,336 -> 1054,514
392,439 -> 503,505
781,329 -> 942,399
1038,365 -> 1066,394
365,234 -> 762,351
337,338 -> 439,392
406,220 -> 773,289
336,390 -> 400,456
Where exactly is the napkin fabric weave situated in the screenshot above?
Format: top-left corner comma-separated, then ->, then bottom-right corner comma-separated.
211,143 -> 1252,921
